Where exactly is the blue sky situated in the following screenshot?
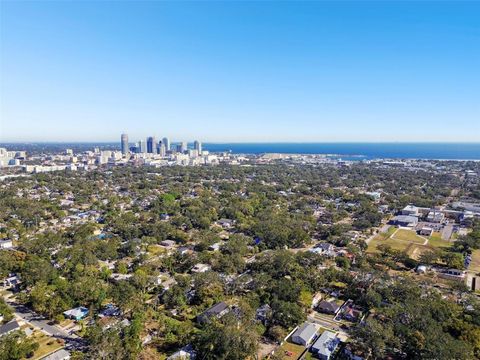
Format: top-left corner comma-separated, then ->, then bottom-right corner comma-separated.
1,1 -> 479,142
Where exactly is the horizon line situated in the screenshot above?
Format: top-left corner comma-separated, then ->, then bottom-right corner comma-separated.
1,141 -> 480,145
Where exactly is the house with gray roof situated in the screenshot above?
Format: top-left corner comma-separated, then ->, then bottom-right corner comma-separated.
317,300 -> 340,315
291,322 -> 319,346
41,349 -> 71,360
0,320 -> 20,337
197,302 -> 229,324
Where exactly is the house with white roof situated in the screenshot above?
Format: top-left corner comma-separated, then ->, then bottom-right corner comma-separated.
311,330 -> 340,360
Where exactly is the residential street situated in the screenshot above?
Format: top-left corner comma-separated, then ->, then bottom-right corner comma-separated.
5,298 -> 87,351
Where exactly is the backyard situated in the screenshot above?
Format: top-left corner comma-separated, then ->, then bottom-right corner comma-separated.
276,341 -> 306,360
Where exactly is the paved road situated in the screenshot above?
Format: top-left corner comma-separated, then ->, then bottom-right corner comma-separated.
7,300 -> 87,351
441,224 -> 454,241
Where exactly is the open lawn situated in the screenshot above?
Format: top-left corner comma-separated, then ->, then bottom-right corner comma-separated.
30,331 -> 64,360
368,237 -> 412,253
304,352 -> 316,360
391,229 -> 426,244
277,341 -> 305,360
428,232 -> 452,248
368,228 -> 453,259
147,245 -> 167,256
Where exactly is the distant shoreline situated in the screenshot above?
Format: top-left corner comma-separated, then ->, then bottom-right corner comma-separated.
1,142 -> 480,160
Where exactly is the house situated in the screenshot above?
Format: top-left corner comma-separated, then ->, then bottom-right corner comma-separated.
167,344 -> 196,360
160,240 -> 176,248
291,322 -> 319,346
311,331 -> 340,360
197,302 -> 230,323
160,278 -> 177,291
292,322 -> 318,346
342,305 -> 362,322
1,274 -> 20,288
255,304 -> 272,324
310,243 -> 336,257
418,227 -> 433,236
0,320 -> 20,337
402,205 -> 419,216
63,307 -> 89,320
365,191 -> 381,201
216,219 -> 234,229
391,215 -> 418,227
311,292 -> 323,308
378,204 -> 389,213
110,273 -> 132,282
98,304 -> 120,318
98,316 -> 120,330
317,300 -> 340,315
42,349 -> 71,360
191,263 -> 211,273
208,242 -> 222,251
177,246 -> 192,256
0,239 -> 13,249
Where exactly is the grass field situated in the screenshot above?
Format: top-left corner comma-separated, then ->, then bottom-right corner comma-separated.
277,341 -> 305,359
367,227 -> 453,259
428,232 -> 452,248
391,229 -> 426,244
147,245 -> 167,256
30,331 -> 64,360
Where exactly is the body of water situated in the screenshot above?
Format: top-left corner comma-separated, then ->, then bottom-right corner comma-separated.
1,142 -> 479,160
203,143 -> 480,160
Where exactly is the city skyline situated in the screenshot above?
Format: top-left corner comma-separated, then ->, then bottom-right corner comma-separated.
1,1 -> 480,142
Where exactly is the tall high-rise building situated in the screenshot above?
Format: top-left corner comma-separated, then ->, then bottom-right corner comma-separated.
159,143 -> 166,157
121,134 -> 129,155
147,136 -> 156,153
162,137 -> 170,151
180,141 -> 188,153
194,140 -> 202,154
138,140 -> 146,153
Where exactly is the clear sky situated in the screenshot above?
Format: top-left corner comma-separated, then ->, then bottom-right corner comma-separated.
1,1 -> 479,143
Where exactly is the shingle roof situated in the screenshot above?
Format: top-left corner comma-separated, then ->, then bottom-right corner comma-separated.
0,320 -> 20,336
292,322 -> 318,343
202,302 -> 228,317
318,300 -> 340,313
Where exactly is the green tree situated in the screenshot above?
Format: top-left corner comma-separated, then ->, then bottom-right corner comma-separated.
0,331 -> 39,360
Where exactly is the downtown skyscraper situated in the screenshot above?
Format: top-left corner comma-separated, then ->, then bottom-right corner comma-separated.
147,136 -> 156,153
162,137 -> 170,151
194,140 -> 202,153
121,134 -> 129,155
